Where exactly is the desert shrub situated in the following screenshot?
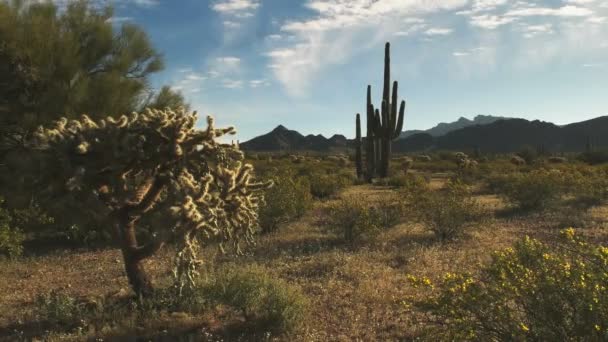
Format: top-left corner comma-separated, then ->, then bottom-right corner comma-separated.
377,173 -> 419,188
371,202 -> 404,229
563,168 -> 608,209
408,229 -> 608,341
259,171 -> 313,233
203,265 -> 309,333
578,150 -> 608,165
325,197 -> 384,243
409,180 -> 482,240
517,145 -> 538,164
495,169 -> 566,211
309,173 -> 352,199
0,198 -> 25,258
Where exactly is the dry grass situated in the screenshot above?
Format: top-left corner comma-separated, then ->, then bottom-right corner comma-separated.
2,168 -> 608,341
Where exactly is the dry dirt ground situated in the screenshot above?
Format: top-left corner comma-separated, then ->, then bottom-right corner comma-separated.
2,178 -> 608,341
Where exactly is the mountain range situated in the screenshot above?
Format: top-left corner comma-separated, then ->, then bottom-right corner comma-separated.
399,115 -> 511,139
240,115 -> 607,153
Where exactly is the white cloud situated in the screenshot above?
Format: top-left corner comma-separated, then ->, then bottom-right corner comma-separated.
130,0 -> 158,7
582,63 -> 605,67
520,23 -> 554,39
470,14 -> 516,29
211,0 -> 259,14
106,16 -> 133,23
505,5 -> 593,18
216,57 -> 241,68
223,20 -> 241,28
249,79 -> 270,88
212,0 -> 260,32
222,79 -> 244,89
425,27 -> 453,36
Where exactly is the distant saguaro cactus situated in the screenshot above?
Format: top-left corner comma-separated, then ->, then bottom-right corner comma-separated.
358,42 -> 406,181
355,113 -> 363,179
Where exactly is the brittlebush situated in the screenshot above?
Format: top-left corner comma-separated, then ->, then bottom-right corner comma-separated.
408,229 -> 608,341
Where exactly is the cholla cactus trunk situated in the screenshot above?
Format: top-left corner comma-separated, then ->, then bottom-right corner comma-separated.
355,113 -> 363,179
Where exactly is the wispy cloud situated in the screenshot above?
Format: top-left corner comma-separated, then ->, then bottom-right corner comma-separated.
270,0 -> 608,96
222,79 -> 244,89
211,0 -> 260,29
425,27 -> 453,36
211,0 -> 259,14
266,0 -> 468,96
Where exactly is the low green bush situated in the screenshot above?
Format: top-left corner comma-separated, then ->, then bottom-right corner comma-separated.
203,264 -> 309,333
494,169 -> 566,211
0,198 -> 25,258
35,290 -> 85,326
309,173 -> 352,199
325,197 -> 384,243
408,229 -> 608,341
563,168 -> 608,209
376,173 -> 423,188
259,171 -> 313,233
409,180 -> 482,240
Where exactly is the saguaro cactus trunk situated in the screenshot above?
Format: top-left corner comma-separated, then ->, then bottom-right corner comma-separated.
355,114 -> 362,179
365,86 -> 377,182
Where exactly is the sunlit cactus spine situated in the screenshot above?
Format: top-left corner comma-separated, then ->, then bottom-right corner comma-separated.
355,113 -> 363,179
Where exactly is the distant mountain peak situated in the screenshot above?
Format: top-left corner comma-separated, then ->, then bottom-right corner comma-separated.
272,124 -> 289,132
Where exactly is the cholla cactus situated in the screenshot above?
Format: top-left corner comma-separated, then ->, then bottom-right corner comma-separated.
33,108 -> 271,297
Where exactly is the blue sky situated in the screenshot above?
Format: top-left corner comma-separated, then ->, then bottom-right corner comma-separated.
103,0 -> 608,141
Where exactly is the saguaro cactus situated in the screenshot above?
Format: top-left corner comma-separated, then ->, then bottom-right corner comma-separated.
376,43 -> 405,177
355,113 -> 363,179
357,42 -> 406,180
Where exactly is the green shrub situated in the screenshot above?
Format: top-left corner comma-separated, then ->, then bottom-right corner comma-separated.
495,169 -> 566,211
371,202 -> 403,229
259,171 -> 313,233
563,168 -> 608,209
0,198 -> 25,258
35,290 -> 84,326
377,173 -> 421,188
325,197 -> 384,243
410,180 -> 482,240
408,229 -> 608,341
309,173 -> 351,199
203,265 -> 309,333
578,150 -> 608,165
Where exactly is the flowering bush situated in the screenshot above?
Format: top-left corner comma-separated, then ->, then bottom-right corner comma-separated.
408,229 -> 608,341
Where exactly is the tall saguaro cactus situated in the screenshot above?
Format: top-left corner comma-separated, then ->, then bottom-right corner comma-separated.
355,113 -> 363,179
377,42 -> 406,177
359,42 -> 406,181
